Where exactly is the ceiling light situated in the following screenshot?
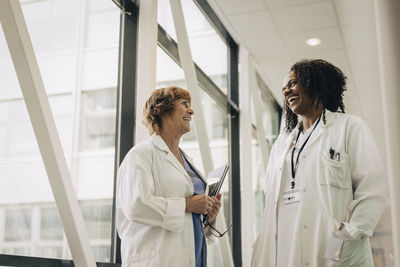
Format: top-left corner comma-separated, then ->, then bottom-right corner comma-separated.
306,38 -> 321,46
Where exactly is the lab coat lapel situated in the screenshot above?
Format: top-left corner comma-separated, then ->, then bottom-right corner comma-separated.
151,134 -> 192,184
303,110 -> 335,149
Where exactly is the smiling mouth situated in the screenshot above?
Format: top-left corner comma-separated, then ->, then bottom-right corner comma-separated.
183,117 -> 191,122
287,96 -> 298,105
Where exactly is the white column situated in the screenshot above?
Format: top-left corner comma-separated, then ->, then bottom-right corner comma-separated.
168,0 -> 214,174
374,0 -> 400,264
239,47 -> 254,267
135,0 -> 158,143
0,1 -> 96,267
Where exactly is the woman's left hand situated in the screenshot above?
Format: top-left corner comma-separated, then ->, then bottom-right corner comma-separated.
207,194 -> 222,224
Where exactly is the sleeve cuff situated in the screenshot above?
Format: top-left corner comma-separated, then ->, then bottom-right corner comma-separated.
335,222 -> 371,240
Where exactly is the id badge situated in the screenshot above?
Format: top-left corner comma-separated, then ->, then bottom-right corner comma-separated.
282,189 -> 301,204
324,236 -> 344,262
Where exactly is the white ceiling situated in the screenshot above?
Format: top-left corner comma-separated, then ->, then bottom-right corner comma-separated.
208,0 -> 387,156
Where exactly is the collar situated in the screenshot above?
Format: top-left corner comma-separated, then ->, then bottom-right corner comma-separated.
150,133 -> 170,152
296,109 -> 335,130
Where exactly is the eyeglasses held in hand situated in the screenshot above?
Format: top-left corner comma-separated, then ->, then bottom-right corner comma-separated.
203,220 -> 232,238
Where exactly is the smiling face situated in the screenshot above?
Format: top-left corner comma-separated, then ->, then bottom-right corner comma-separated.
282,71 -> 316,116
162,98 -> 194,135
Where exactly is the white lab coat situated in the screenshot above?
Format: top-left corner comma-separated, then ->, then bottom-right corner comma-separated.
251,110 -> 388,267
116,134 -> 208,267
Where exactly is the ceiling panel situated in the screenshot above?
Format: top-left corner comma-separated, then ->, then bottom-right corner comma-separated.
264,0 -> 324,9
346,46 -> 378,68
270,1 -> 337,34
228,11 -> 277,38
334,0 -> 375,26
245,35 -> 289,58
214,0 -> 267,15
283,27 -> 344,55
258,55 -> 292,76
341,23 -> 377,48
292,49 -> 349,71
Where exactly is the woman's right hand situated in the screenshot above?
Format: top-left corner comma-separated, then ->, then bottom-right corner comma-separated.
185,195 -> 215,214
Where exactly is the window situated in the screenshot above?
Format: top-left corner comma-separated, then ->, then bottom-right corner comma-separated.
40,207 -> 63,240
0,0 -> 119,262
158,0 -> 228,93
79,88 -> 116,151
4,208 -> 32,242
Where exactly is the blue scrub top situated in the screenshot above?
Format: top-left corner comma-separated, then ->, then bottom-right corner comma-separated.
181,153 -> 206,267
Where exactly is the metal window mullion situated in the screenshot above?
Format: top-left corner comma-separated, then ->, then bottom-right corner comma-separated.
110,4 -> 139,264
228,40 -> 242,267
192,0 -> 235,47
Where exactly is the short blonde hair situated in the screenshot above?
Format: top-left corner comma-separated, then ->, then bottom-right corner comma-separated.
143,86 -> 191,135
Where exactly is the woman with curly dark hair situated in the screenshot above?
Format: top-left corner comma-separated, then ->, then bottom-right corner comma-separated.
116,86 -> 221,267
252,59 -> 387,267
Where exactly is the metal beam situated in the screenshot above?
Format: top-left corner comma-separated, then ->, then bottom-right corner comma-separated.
229,38 -> 242,267
0,1 -> 96,267
111,4 -> 139,263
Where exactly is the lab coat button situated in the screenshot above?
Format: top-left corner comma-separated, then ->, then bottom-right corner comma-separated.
304,225 -> 308,229
305,262 -> 309,266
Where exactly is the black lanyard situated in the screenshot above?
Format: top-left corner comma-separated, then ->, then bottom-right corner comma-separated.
290,117 -> 321,189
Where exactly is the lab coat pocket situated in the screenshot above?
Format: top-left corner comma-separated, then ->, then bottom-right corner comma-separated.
127,249 -> 160,267
319,151 -> 352,222
320,152 -> 351,189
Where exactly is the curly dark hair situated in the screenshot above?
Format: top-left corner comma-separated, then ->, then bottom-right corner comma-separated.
284,59 -> 347,132
143,86 -> 191,135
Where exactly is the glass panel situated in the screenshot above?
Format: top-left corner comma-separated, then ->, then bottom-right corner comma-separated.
251,76 -> 280,239
251,139 -> 266,237
0,0 -> 119,262
81,201 -> 112,240
4,208 -> 32,241
158,0 -> 228,93
40,207 -> 63,240
79,88 -> 116,151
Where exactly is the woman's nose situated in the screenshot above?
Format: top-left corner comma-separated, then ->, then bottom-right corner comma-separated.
283,87 -> 291,96
188,107 -> 194,115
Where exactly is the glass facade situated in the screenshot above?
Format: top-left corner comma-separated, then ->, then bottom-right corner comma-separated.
0,0 -> 119,262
